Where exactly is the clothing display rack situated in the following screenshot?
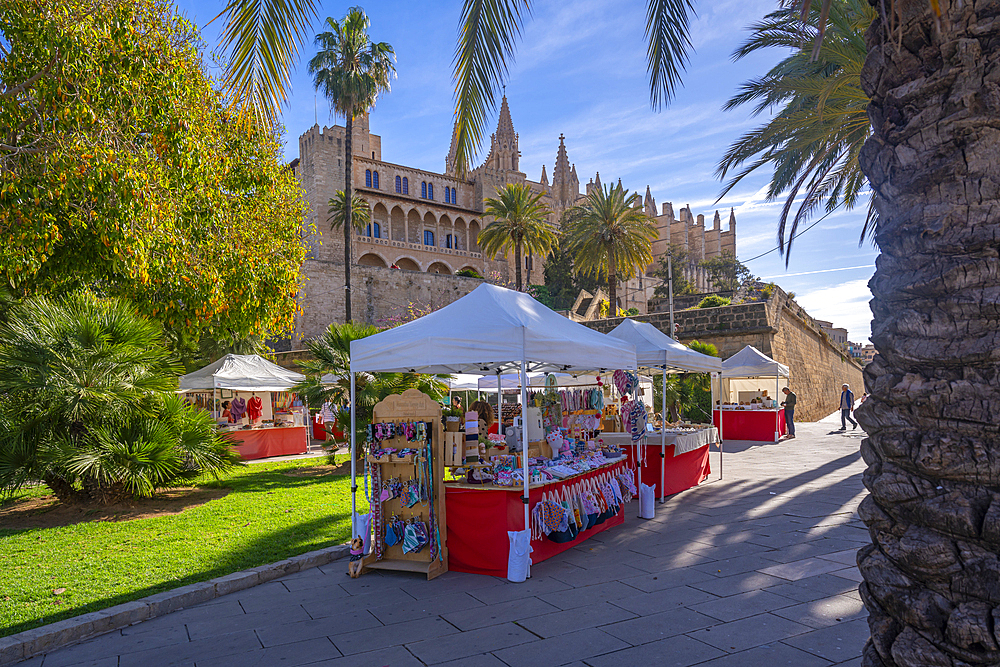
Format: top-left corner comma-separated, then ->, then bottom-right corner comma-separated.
362,389 -> 448,580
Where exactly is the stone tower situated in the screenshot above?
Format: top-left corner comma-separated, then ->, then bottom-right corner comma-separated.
549,134 -> 579,213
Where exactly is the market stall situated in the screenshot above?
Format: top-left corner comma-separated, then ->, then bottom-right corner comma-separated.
180,354 -> 309,460
716,346 -> 789,442
607,319 -> 723,501
348,283 -> 639,579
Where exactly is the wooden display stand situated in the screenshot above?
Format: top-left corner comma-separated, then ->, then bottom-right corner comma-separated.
362,389 -> 448,580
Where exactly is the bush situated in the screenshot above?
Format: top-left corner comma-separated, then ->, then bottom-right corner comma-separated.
457,268 -> 483,279
696,295 -> 732,309
624,307 -> 640,317
0,293 -> 240,504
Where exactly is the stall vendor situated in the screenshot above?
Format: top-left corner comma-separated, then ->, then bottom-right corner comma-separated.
222,401 -> 232,422
471,400 -> 499,435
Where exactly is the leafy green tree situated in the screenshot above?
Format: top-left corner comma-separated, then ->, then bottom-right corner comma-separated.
0,292 -> 239,505
0,0 -> 309,352
717,0 -> 873,258
541,238 -> 602,311
294,322 -> 448,459
309,8 -> 396,323
698,251 -> 754,292
651,244 -> 693,298
695,295 -> 731,309
478,183 -> 558,291
564,183 -> 658,312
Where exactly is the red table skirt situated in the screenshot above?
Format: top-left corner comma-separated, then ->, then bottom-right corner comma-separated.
224,426 -> 309,460
713,409 -> 786,442
620,442 -> 712,498
445,460 -> 627,577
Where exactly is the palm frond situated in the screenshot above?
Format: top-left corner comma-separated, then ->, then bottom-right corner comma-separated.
328,191 -> 371,232
451,0 -> 530,175
645,0 -> 697,110
216,0 -> 321,127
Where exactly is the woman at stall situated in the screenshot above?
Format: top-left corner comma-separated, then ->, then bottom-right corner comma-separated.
222,401 -> 232,422
471,400 -> 499,435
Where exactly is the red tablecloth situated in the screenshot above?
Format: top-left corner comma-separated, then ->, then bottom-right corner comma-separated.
445,460 -> 627,577
224,426 -> 309,460
620,442 -> 712,498
713,409 -> 786,442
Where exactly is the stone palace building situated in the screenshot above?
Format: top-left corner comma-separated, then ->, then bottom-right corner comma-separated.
290,98 -> 737,339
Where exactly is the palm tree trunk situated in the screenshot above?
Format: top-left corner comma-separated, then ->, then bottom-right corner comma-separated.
608,256 -> 617,317
344,114 -> 354,323
514,241 -> 523,291
855,3 -> 1000,666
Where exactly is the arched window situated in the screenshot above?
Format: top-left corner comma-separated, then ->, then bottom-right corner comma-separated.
373,222 -> 381,239
366,223 -> 372,237
446,234 -> 453,249
428,183 -> 434,200
365,170 -> 372,188
402,177 -> 409,195
423,230 -> 435,246
421,181 -> 427,199
395,175 -> 401,193
444,187 -> 451,204
373,171 -> 379,189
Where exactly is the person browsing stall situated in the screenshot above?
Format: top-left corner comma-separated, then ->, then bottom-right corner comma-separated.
781,387 -> 796,438
840,383 -> 858,430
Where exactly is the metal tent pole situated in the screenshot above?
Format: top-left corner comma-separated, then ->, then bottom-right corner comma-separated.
718,373 -> 724,480
658,369 -> 667,502
775,374 -> 780,442
350,370 -> 357,534
519,358 -> 530,570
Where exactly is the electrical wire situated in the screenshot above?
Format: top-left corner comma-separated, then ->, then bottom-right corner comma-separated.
741,209 -> 837,263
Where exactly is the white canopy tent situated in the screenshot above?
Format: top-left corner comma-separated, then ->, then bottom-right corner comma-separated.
608,319 -> 724,499
721,346 -> 790,442
180,354 -> 305,392
348,283 -> 638,558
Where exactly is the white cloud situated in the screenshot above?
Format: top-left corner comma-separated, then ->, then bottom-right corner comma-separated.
795,278 -> 874,343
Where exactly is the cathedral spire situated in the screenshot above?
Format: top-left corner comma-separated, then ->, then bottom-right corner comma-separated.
713,210 -> 721,230
477,95 -> 520,173
445,122 -> 459,176
594,171 -> 601,189
729,207 -> 737,233
540,164 -> 548,186
496,95 -> 515,138
644,185 -> 656,217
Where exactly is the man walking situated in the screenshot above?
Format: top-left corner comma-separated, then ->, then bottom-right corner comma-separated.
840,383 -> 858,430
781,387 -> 796,438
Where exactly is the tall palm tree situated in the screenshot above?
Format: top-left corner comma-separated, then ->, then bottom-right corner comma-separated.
308,8 -> 395,323
852,4 -> 1000,666
478,183 -> 558,291
563,183 -> 658,313
717,0 -> 874,260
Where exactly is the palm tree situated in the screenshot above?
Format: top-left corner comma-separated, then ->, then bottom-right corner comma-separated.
308,8 -> 395,323
478,183 -> 558,291
0,292 -> 239,504
328,190 -> 372,235
563,183 -> 658,313
852,4 -> 1000,666
294,322 -> 449,458
717,0 -> 874,260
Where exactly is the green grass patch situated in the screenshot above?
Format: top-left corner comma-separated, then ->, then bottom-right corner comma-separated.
0,456 -> 368,637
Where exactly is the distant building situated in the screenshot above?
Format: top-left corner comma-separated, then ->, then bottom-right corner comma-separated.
846,341 -> 865,360
861,344 -> 876,364
815,320 -> 849,349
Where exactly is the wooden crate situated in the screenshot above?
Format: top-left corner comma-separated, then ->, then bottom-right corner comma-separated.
443,432 -> 464,466
361,389 -> 448,580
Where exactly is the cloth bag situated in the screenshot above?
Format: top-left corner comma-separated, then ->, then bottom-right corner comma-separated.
638,483 -> 656,520
507,529 -> 533,583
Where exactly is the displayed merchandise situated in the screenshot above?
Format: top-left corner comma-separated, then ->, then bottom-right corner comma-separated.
360,389 -> 448,580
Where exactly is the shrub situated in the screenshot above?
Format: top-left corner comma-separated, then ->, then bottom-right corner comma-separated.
624,307 -> 640,317
0,293 -> 240,504
696,295 -> 731,309
457,268 -> 483,279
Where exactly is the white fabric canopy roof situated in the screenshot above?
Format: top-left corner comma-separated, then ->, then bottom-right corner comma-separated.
180,354 -> 305,392
350,283 -> 638,374
608,319 -> 722,373
722,345 -> 789,378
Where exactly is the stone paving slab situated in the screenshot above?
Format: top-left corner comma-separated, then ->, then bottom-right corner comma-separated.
26,416 -> 871,667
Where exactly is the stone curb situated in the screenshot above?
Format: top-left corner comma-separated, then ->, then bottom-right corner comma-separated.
0,542 -> 350,665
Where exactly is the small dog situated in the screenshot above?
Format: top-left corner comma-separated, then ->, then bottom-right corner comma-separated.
347,536 -> 365,578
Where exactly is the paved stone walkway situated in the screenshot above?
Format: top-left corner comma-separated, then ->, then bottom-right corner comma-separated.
29,413 -> 870,667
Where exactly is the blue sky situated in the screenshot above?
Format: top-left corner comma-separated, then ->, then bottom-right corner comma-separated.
177,0 -> 878,342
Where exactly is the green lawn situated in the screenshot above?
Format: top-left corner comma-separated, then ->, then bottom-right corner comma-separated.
0,457 -> 368,637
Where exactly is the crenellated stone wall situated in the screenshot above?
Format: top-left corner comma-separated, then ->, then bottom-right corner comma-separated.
295,262 -> 485,343
587,286 -> 863,422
